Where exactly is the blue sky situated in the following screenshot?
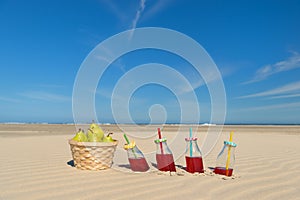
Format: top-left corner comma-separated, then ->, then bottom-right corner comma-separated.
1,0 -> 300,124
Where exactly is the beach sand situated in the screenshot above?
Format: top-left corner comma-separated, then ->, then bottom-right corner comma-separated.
0,124 -> 299,200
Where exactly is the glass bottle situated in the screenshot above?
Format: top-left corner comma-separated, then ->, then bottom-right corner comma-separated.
124,142 -> 149,172
154,138 -> 176,172
185,137 -> 204,173
214,141 -> 237,176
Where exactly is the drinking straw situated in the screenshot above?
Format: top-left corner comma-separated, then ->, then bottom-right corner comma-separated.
225,131 -> 234,175
124,133 -> 130,144
189,128 -> 193,157
157,128 -> 164,154
123,134 -> 137,158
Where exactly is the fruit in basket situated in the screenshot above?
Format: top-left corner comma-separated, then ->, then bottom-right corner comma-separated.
103,133 -> 114,142
93,127 -> 104,141
72,129 -> 88,142
90,120 -> 100,130
87,129 -> 100,142
90,121 -> 98,129
89,121 -> 104,141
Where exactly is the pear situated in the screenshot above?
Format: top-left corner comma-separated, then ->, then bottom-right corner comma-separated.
103,133 -> 114,142
90,120 -> 100,130
89,121 -> 105,141
72,129 -> 87,142
93,127 -> 104,141
87,129 -> 99,142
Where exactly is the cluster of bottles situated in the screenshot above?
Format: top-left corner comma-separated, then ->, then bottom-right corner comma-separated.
123,128 -> 237,176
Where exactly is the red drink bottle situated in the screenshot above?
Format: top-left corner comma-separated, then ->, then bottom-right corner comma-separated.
185,137 -> 204,173
154,138 -> 176,172
214,140 -> 237,176
124,141 -> 149,172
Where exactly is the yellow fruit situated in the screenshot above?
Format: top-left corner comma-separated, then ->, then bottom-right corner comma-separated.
72,129 -> 87,142
103,133 -> 114,142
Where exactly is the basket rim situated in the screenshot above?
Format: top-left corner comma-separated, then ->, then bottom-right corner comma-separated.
68,139 -> 118,147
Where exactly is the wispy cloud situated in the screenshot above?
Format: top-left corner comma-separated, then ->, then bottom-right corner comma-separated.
20,91 -> 70,102
99,0 -> 174,40
239,102 -> 300,112
128,0 -> 146,39
131,0 -> 146,29
268,93 -> 300,99
245,52 -> 300,84
238,80 -> 300,99
142,0 -> 175,21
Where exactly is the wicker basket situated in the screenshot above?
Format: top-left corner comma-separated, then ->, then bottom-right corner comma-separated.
69,139 -> 118,170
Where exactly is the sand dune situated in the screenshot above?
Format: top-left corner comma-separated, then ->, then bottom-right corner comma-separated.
0,124 -> 299,200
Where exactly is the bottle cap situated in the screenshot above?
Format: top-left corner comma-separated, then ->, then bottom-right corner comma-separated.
124,141 -> 136,150
185,137 -> 198,141
154,138 -> 167,143
224,140 -> 237,147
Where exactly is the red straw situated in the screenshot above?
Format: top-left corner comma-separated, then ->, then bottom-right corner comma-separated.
158,128 -> 164,154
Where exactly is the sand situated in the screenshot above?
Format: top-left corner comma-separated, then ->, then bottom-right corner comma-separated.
0,124 -> 299,200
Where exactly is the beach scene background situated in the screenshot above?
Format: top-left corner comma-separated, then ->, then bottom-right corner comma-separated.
1,0 -> 300,199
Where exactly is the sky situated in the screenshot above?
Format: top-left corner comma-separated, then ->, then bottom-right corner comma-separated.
1,0 -> 300,124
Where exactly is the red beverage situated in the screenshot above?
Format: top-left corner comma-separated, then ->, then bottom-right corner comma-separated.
156,154 -> 176,172
214,167 -> 233,176
185,156 -> 204,173
128,158 -> 149,172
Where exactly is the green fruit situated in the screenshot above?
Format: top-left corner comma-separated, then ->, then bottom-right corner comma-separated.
89,121 -> 104,141
72,129 -> 87,142
103,133 -> 114,142
93,127 -> 104,141
87,129 -> 99,142
90,120 -> 99,130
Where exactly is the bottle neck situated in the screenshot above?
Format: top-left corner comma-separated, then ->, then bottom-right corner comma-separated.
127,146 -> 144,158
185,140 -> 202,157
156,141 -> 172,155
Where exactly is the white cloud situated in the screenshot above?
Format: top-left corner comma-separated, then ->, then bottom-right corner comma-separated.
128,0 -> 146,39
99,0 -> 174,40
245,52 -> 300,84
131,0 -> 146,29
238,80 -> 300,99
100,0 -> 147,35
99,0 -> 145,27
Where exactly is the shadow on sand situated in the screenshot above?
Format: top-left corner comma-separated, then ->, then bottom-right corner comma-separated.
67,160 -> 75,167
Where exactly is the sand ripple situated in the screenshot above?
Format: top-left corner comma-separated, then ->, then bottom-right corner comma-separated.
0,125 -> 299,200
